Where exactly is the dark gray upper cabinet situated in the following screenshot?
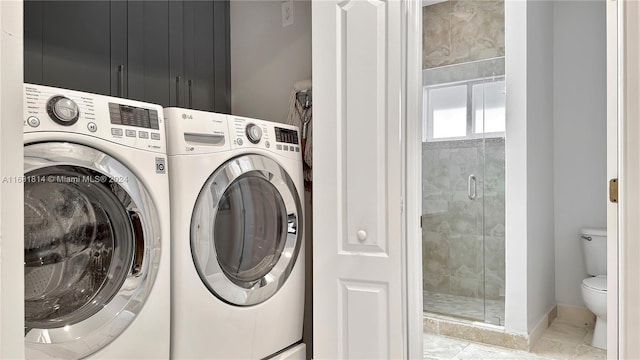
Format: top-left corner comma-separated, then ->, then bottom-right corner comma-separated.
170,1 -> 231,113
24,0 -> 230,113
24,1 -> 125,96
126,1 -> 170,106
212,1 -> 231,114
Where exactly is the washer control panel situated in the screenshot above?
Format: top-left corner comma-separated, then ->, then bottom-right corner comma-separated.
24,84 -> 166,153
229,116 -> 301,159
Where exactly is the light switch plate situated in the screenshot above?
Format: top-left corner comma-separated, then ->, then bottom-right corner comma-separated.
282,0 -> 294,27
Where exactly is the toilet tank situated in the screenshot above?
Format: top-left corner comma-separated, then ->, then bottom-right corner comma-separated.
580,228 -> 607,276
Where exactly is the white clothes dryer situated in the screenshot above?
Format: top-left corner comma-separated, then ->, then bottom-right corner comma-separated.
22,84 -> 171,359
165,108 -> 305,359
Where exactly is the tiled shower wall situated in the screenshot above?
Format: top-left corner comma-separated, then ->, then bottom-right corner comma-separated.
422,138 -> 505,300
423,0 -> 504,69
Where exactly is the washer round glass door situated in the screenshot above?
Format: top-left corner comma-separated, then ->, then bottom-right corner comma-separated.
191,154 -> 302,306
23,142 -> 161,359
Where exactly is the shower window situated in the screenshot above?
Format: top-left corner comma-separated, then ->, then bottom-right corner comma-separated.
423,77 -> 506,142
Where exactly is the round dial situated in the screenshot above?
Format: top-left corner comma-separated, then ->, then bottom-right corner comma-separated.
245,123 -> 262,144
47,96 -> 80,126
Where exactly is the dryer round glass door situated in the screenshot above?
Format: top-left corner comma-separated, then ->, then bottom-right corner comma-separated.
191,154 -> 303,306
23,142 -> 162,359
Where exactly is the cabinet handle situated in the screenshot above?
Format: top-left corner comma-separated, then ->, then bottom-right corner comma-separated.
188,80 -> 193,109
118,65 -> 125,98
468,174 -> 476,200
176,76 -> 182,107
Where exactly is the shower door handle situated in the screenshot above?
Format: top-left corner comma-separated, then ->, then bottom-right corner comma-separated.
468,174 -> 477,200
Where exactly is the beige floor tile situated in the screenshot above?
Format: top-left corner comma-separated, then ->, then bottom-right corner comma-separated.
451,343 -> 550,360
423,333 -> 469,360
541,320 -> 589,345
574,344 -> 606,360
531,338 -> 578,359
424,318 -> 606,360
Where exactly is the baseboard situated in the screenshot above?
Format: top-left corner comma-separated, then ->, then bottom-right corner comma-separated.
528,305 -> 557,350
423,313 -> 528,351
424,305 -> 558,351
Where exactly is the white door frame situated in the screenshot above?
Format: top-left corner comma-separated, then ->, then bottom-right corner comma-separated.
0,1 -> 24,358
404,0 -> 424,358
606,0 -> 619,356
618,0 -> 640,357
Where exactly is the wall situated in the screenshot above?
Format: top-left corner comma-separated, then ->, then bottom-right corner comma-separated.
525,0 -> 556,332
504,0 -> 556,334
422,0 -> 504,69
230,0 -> 311,123
0,0 -> 24,357
553,1 -> 606,307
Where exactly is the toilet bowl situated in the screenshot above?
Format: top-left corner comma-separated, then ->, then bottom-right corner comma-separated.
581,275 -> 607,349
579,228 -> 607,350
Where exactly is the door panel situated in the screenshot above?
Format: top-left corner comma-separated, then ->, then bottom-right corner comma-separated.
127,1 -> 170,106
182,1 -> 213,111
312,0 -> 404,358
169,1 -> 185,107
213,0 -> 231,113
23,0 -> 43,84
41,1 -> 113,95
24,1 -> 127,97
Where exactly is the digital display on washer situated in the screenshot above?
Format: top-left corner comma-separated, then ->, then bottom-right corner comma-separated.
109,103 -> 159,130
275,127 -> 299,145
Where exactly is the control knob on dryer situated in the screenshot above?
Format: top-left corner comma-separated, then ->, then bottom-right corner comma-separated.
245,123 -> 262,144
47,96 -> 80,126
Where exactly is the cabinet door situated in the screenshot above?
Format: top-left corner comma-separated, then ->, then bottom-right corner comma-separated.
24,1 -> 43,85
183,0 -> 215,112
127,1 -> 170,106
212,0 -> 231,113
182,0 -> 230,113
169,1 -> 185,107
24,1 -> 125,96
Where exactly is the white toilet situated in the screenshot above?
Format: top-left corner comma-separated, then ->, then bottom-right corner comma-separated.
580,227 -> 607,350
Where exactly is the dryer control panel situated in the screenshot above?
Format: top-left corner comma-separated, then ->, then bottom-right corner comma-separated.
24,84 -> 166,154
164,107 -> 230,156
228,116 -> 301,160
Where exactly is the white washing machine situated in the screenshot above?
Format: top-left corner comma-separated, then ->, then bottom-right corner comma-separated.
165,108 -> 305,359
22,84 -> 171,359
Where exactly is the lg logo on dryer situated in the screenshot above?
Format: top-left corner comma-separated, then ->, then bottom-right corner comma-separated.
182,113 -> 193,120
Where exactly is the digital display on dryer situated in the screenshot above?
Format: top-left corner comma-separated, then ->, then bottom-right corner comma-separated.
275,127 -> 299,145
109,103 -> 159,130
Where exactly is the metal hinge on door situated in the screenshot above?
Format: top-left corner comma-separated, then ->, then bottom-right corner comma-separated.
609,178 -> 618,203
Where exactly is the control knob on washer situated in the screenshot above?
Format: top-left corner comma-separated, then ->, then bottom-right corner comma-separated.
245,123 -> 262,144
47,96 -> 79,126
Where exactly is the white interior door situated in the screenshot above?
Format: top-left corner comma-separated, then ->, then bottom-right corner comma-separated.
312,0 -> 405,358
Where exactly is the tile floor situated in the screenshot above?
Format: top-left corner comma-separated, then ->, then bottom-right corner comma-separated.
424,291 -> 505,326
424,319 -> 606,359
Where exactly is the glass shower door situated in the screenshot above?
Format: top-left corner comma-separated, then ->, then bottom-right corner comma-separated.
422,58 -> 505,325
